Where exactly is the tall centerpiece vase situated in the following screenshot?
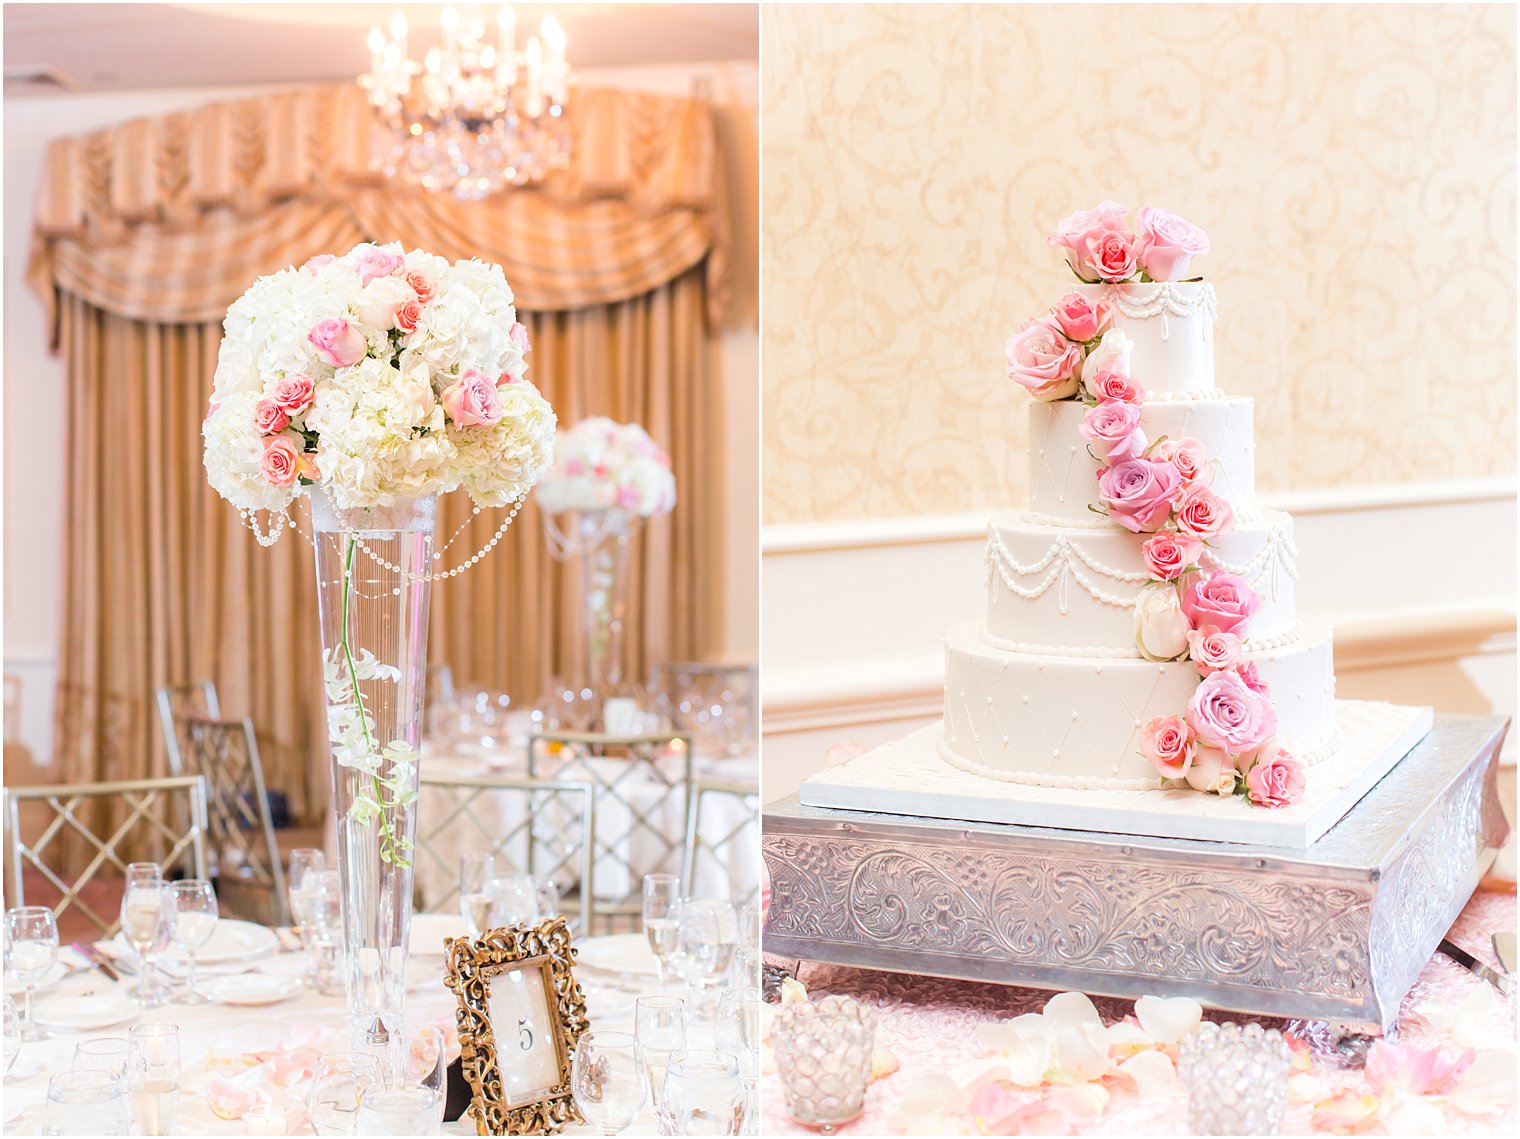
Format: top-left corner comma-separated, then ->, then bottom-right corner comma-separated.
545,507 -> 640,730
310,489 -> 436,1046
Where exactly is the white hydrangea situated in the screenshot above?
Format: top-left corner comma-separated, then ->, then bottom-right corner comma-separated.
202,391 -> 299,513
534,417 -> 677,517
452,381 -> 559,507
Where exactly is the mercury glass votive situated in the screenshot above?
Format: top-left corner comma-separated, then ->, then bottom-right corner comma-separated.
771,996 -> 876,1132
1177,1020 -> 1292,1136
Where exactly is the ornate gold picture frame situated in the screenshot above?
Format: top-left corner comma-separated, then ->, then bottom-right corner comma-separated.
444,917 -> 591,1135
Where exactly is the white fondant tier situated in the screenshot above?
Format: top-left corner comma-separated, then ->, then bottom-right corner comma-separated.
1073,281 -> 1216,396
1028,395 -> 1257,525
940,619 -> 1336,788
985,510 -> 1298,654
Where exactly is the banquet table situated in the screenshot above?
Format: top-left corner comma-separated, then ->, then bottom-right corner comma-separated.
2,919 -> 702,1135
760,889 -> 1517,1136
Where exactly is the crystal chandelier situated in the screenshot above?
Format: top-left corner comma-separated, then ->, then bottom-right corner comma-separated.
361,6 -> 572,200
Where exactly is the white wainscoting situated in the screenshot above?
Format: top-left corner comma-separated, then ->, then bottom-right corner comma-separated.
761,479 -> 1518,798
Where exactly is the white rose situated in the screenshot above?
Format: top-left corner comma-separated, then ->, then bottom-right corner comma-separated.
357,276 -> 417,331
1083,327 -> 1134,382
1183,744 -> 1238,795
1134,581 -> 1189,662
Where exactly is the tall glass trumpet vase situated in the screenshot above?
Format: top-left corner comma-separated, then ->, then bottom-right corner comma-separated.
311,489 -> 436,1047
543,508 -> 640,725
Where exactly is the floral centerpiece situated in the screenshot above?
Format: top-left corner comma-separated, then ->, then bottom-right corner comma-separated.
203,241 -> 555,1042
535,416 -> 677,518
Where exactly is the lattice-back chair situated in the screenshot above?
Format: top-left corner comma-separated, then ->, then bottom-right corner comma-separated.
415,773 -> 595,934
528,730 -> 693,933
649,662 -> 759,759
3,775 -> 209,938
682,775 -> 761,907
184,717 -> 288,926
154,681 -> 221,777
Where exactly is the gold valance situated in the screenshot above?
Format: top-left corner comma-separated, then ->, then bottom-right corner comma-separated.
27,83 -> 734,335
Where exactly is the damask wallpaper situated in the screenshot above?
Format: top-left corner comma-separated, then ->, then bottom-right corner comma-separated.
761,3 -> 1516,525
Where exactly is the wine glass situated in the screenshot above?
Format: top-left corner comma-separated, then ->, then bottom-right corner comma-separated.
307,870 -> 344,997
5,905 -> 59,1040
571,1031 -> 647,1136
401,1025 -> 448,1130
657,1050 -> 745,1136
634,994 -> 686,1102
669,900 -> 737,1013
124,862 -> 161,886
309,1052 -> 382,1136
288,849 -> 327,987
126,1022 -> 180,1137
716,989 -> 762,1135
42,1069 -> 129,1136
119,880 -> 175,1007
72,1036 -> 130,1076
489,872 -> 540,928
3,995 -> 20,1074
642,874 -> 680,985
459,853 -> 499,936
169,879 -> 217,1004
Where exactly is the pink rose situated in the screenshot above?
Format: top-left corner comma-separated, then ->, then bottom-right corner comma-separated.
1175,485 -> 1235,541
1140,715 -> 1194,780
395,298 -> 423,333
1081,227 -> 1139,283
355,247 -> 404,286
1242,740 -> 1305,808
509,322 -> 530,355
307,319 -> 366,368
1186,669 -> 1278,752
252,399 -> 289,436
1184,743 -> 1238,795
1136,206 -> 1210,282
271,374 -> 315,416
1051,290 -> 1113,343
441,369 -> 504,428
301,253 -> 336,274
403,269 -> 436,305
1005,315 -> 1084,401
1188,625 -> 1243,676
260,435 -> 301,486
1181,572 -> 1261,636
1153,437 -> 1212,487
1236,661 -> 1270,695
1079,401 -> 1146,463
615,486 -> 641,511
1088,369 -> 1145,403
1048,200 -> 1128,276
1142,530 -> 1202,581
1097,457 -> 1182,533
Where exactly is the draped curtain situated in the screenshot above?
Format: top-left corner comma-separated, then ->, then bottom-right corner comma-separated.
29,83 -> 742,829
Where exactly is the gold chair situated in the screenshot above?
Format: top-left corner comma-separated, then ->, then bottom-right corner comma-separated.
682,775 -> 761,906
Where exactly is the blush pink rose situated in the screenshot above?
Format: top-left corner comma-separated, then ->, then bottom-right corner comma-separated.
1181,572 -> 1261,636
395,298 -> 424,333
1188,625 -> 1244,676
270,374 -> 315,416
1142,530 -> 1202,581
1087,369 -> 1145,403
1175,485 -> 1235,541
1050,290 -> 1113,343
308,319 -> 367,368
252,399 -> 289,436
1047,200 -> 1128,277
509,321 -> 530,355
1005,315 -> 1084,401
1097,457 -> 1183,533
1079,401 -> 1146,463
355,247 -> 404,286
441,369 -> 504,428
1136,206 -> 1210,282
1153,436 -> 1212,487
1236,661 -> 1270,696
301,253 -> 336,274
260,435 -> 301,486
1242,740 -> 1305,807
403,268 -> 436,305
1186,669 -> 1278,752
1140,715 -> 1194,780
1081,227 -> 1140,282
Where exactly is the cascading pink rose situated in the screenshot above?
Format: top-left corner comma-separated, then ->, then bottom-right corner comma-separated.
1047,200 -> 1128,275
1079,401 -> 1146,463
1236,661 -> 1270,696
441,369 -> 504,428
394,297 -> 424,334
1242,739 -> 1305,807
252,399 -> 289,436
1188,625 -> 1243,676
301,253 -> 336,274
355,247 -> 404,285
1097,457 -> 1182,533
1175,485 -> 1235,541
1136,206 -> 1210,282
1050,290 -> 1113,342
260,435 -> 302,486
1142,530 -> 1202,581
1186,669 -> 1278,751
1140,715 -> 1194,780
403,269 -> 436,305
271,374 -> 315,416
1181,572 -> 1261,636
1005,315 -> 1084,401
1088,369 -> 1145,404
307,319 -> 367,368
1184,743 -> 1238,795
1153,436 -> 1212,487
1081,228 -> 1140,282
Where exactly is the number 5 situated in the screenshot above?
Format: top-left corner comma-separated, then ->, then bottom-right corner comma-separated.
518,1017 -> 533,1051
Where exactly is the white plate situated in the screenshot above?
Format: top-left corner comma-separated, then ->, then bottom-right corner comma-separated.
33,994 -> 138,1032
111,918 -> 279,966
410,913 -> 470,956
574,934 -> 659,978
2,961 -> 68,996
198,973 -> 303,1007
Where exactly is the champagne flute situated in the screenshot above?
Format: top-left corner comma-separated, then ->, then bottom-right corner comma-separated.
5,905 -> 59,1040
458,853 -> 499,936
3,995 -> 20,1074
119,881 -> 174,1007
715,989 -> 762,1134
658,1050 -> 744,1136
169,879 -> 217,1004
307,870 -> 344,997
310,1051 -> 382,1136
736,904 -> 762,988
571,1031 -> 647,1136
634,994 -> 686,1102
126,1022 -> 179,1137
289,849 -> 326,987
642,874 -> 680,985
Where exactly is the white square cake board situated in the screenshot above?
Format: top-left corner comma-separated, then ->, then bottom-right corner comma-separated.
798,699 -> 1433,849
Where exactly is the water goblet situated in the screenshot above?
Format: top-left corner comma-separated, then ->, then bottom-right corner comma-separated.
716,988 -> 761,1134
169,879 -> 217,1004
119,880 -> 175,1007
355,1085 -> 440,1136
42,1069 -> 129,1136
670,899 -> 738,1015
658,1050 -> 745,1136
571,1031 -> 647,1136
310,1051 -> 382,1136
458,853 -> 500,936
3,995 -> 20,1074
126,1022 -> 180,1137
72,1036 -> 130,1076
489,872 -> 540,928
307,870 -> 345,997
5,905 -> 59,1040
634,994 -> 687,1102
642,874 -> 680,985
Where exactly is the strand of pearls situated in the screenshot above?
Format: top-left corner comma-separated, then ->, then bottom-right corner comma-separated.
237,506 -> 294,547
354,495 -> 528,583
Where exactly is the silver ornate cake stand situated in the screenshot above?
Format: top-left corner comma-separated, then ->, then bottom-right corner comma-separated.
762,714 -> 1510,1035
